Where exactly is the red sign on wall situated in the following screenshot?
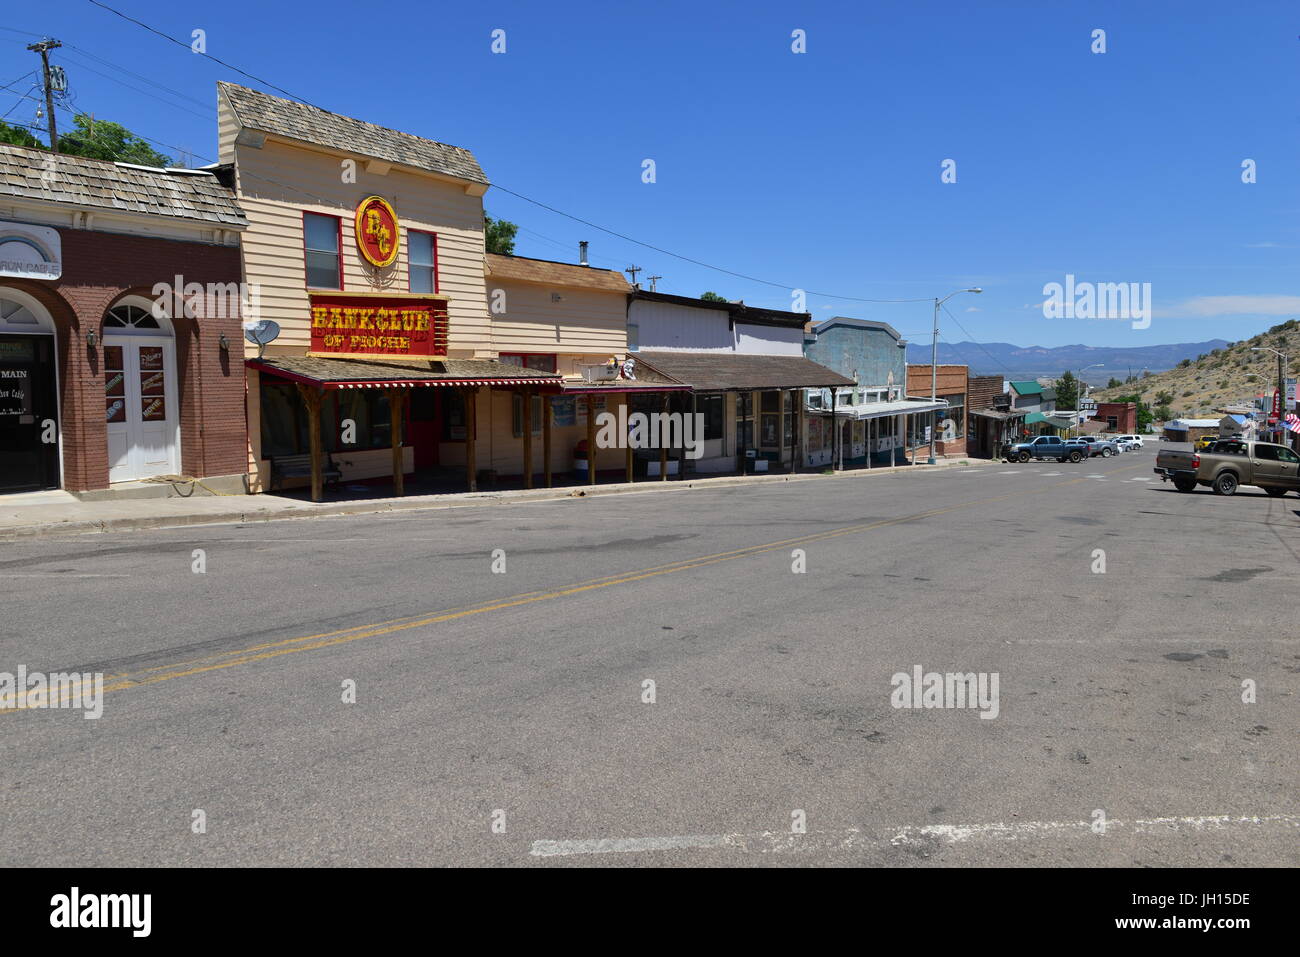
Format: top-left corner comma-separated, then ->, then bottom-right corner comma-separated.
309,294 -> 448,358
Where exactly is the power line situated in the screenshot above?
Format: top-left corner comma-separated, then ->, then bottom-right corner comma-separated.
941,302 -> 1014,378
55,49 -> 213,121
85,0 -> 313,103
77,2 -> 951,307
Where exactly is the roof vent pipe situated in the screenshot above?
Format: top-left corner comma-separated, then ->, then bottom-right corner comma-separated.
579,241 -> 589,266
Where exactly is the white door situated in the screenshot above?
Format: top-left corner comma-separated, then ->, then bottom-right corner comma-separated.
105,336 -> 179,482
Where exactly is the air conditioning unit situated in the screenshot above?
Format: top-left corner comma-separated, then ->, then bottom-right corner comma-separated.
580,363 -> 618,382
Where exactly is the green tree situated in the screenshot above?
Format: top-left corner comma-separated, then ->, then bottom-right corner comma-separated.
1154,389 -> 1175,406
484,214 -> 518,255
700,291 -> 728,302
57,113 -> 171,166
1107,377 -> 1122,389
1154,404 -> 1173,422
1054,370 -> 1081,410
0,120 -> 41,149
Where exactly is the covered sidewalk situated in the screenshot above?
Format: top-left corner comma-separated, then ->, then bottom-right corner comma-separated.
249,355 -> 563,501
811,396 -> 951,469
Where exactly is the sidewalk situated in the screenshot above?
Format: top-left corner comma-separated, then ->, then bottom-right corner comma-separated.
0,456 -> 995,539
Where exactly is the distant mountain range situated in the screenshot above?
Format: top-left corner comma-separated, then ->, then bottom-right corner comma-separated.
905,339 -> 1232,384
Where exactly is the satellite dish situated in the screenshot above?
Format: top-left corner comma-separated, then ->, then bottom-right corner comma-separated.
243,319 -> 280,357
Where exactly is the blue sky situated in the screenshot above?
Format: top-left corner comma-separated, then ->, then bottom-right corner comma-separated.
3,0 -> 1297,349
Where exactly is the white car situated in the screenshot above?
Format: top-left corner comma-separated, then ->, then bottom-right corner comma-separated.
1114,434 -> 1143,450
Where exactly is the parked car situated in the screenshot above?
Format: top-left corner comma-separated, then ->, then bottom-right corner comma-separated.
1005,435 -> 1085,463
1194,435 -> 1220,451
1115,434 -> 1145,449
1067,436 -> 1118,457
1154,439 -> 1300,496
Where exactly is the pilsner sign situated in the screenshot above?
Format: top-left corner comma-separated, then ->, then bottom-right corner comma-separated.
309,293 -> 448,358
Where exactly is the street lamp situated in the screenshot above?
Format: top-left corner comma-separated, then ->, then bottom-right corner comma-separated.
928,287 -> 981,464
1076,363 -> 1104,434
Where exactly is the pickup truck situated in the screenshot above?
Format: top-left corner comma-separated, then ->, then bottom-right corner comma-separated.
1004,435 -> 1085,463
1154,439 -> 1300,496
1067,436 -> 1118,457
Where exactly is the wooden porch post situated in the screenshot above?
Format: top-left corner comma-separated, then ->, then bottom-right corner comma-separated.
522,387 -> 533,489
891,414 -> 898,469
466,386 -> 478,492
625,396 -> 634,484
543,394 -> 553,488
659,392 -> 669,481
586,393 -> 597,486
298,383 -> 323,503
389,387 -> 404,497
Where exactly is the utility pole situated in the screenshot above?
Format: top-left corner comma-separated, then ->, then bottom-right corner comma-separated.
647,275 -> 661,292
624,265 -> 642,288
27,38 -> 61,152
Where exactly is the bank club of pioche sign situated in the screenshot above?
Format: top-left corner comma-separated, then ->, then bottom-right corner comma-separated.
308,197 -> 448,358
355,195 -> 400,268
310,293 -> 448,358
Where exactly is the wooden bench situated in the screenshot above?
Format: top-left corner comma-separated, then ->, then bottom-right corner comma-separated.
269,453 -> 341,492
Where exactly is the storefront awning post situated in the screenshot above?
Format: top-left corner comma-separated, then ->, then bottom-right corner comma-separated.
543,394 -> 553,488
586,394 -> 597,486
522,386 -> 533,490
296,383 -> 324,503
659,393 -> 669,481
466,386 -> 477,493
389,387 -> 404,497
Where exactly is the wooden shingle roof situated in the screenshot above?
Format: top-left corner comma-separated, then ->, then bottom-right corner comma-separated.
0,144 -> 246,227
219,82 -> 487,185
635,351 -> 855,391
485,253 -> 630,293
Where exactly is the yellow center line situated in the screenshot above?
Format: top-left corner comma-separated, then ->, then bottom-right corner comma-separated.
4,464 -> 1145,712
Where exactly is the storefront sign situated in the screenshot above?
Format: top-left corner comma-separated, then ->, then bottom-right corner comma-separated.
309,293 -> 448,358
0,221 -> 61,280
354,196 -> 400,269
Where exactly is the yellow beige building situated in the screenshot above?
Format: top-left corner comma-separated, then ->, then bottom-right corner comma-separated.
218,83 -> 683,497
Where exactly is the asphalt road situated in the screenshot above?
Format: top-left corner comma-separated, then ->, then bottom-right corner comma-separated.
2,445 -> 1296,867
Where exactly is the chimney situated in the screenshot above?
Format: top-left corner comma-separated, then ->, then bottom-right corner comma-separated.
578,241 -> 589,267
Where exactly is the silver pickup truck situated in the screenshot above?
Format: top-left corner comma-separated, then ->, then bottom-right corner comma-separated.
1154,439 -> 1300,496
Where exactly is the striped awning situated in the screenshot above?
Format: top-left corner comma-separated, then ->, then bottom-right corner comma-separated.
248,355 -> 563,391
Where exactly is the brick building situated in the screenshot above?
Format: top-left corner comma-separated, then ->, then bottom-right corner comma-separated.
905,363 -> 968,458
1091,401 -> 1137,434
0,145 -> 247,495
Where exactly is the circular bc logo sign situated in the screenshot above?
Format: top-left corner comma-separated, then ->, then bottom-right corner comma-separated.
355,196 -> 400,268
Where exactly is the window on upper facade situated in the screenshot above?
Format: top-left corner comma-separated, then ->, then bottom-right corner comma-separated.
304,212 -> 342,289
408,231 -> 437,294
499,353 -> 558,373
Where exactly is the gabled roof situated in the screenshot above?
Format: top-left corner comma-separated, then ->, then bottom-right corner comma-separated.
635,350 -> 854,391
219,82 -> 487,185
485,253 -> 629,293
811,316 -> 904,341
0,144 -> 246,227
1009,380 -> 1044,395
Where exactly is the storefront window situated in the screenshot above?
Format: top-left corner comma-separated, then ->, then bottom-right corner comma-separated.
260,381 -> 396,456
443,390 -> 468,440
699,394 -> 724,440
304,212 -> 342,289
511,393 -> 543,437
408,231 -> 437,293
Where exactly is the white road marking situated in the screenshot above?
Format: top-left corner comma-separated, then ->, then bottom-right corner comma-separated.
1042,472 -> 1062,476
998,470 -> 1019,475
529,814 -> 1299,857
1130,476 -> 1151,481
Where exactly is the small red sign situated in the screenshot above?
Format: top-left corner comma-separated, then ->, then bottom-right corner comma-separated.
309,293 -> 448,358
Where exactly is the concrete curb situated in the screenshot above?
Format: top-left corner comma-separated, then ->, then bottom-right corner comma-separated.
0,457 -> 994,539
